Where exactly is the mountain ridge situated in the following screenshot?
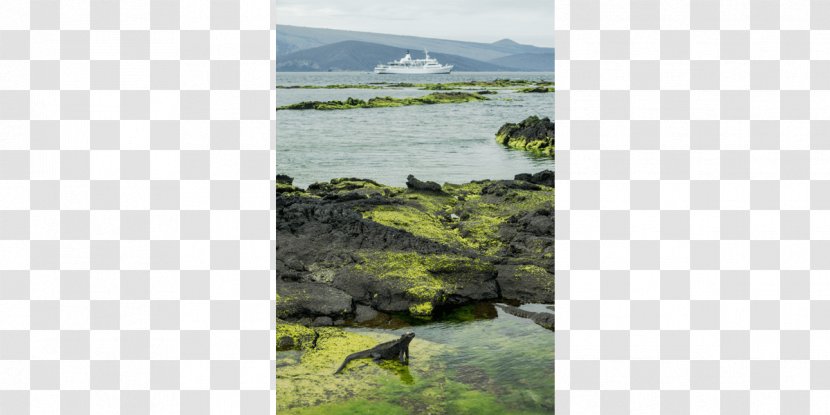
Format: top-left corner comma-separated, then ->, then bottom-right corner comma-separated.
276,24 -> 553,62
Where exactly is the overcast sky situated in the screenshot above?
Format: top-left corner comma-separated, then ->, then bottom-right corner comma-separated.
276,0 -> 555,47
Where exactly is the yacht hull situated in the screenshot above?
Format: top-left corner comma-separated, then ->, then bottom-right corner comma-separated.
374,65 -> 453,74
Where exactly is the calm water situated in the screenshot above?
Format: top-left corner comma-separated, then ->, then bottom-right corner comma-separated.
276,72 -> 555,188
277,303 -> 554,414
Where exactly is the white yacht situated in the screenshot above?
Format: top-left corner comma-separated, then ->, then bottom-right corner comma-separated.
374,49 -> 454,74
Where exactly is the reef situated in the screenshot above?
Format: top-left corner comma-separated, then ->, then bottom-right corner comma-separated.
276,92 -> 489,111
518,86 -> 555,93
276,172 -> 554,323
495,116 -> 554,157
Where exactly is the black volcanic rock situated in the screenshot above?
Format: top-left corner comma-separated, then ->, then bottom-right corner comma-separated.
406,175 -> 443,193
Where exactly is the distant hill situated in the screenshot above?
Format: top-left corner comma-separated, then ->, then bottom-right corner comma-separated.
276,25 -> 554,64
489,52 -> 555,72
276,40 -> 518,72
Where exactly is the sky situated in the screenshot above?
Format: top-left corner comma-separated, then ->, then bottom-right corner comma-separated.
275,0 -> 555,47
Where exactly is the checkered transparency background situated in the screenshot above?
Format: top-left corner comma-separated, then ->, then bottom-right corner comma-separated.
556,0 -> 830,413
0,0 -> 275,414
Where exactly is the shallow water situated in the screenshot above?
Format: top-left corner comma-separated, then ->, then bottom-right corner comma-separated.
276,303 -> 554,414
276,72 -> 555,188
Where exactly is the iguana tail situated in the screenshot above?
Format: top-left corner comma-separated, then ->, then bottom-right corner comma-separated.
333,350 -> 372,375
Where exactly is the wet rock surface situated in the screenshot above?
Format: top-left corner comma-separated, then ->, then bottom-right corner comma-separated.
495,116 -> 554,156
276,173 -> 554,324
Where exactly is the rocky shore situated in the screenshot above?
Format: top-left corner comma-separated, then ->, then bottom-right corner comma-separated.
276,171 -> 554,331
495,116 -> 555,156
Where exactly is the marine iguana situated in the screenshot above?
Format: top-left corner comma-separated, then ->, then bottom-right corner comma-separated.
334,331 -> 415,375
496,304 -> 555,331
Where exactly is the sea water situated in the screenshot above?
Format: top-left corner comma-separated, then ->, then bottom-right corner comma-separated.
276,71 -> 555,188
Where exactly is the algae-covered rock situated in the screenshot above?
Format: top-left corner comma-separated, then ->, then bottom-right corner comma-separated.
496,264 -> 554,304
277,173 -> 553,321
333,251 -> 498,316
518,86 -> 555,93
276,282 -> 354,320
495,116 -> 554,157
277,319 -> 318,351
276,92 -> 488,111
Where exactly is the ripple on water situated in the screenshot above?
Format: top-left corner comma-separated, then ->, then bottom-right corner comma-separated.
276,72 -> 555,188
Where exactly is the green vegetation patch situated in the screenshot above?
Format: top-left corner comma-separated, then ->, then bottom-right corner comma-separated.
353,251 -> 493,308
359,182 -> 552,255
276,92 -> 488,111
277,319 -> 317,351
277,328 -> 448,413
364,205 -> 471,249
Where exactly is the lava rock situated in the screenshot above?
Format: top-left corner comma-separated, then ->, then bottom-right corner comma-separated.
406,175 -> 443,193
276,282 -> 354,320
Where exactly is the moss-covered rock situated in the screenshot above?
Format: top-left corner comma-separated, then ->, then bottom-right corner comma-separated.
333,251 -> 497,316
495,116 -> 554,157
277,319 -> 318,351
518,86 -> 555,93
277,173 -> 553,321
276,282 -> 354,320
276,92 -> 488,111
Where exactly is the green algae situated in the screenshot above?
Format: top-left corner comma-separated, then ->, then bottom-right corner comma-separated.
514,265 -> 555,294
277,182 -> 305,194
497,134 -> 554,156
277,328 -> 448,413
356,181 -> 552,255
363,205 -> 471,249
408,302 -> 434,318
495,116 -> 555,157
276,309 -> 555,414
352,251 -> 493,309
281,400 -> 409,415
276,92 -> 488,111
277,320 -> 317,351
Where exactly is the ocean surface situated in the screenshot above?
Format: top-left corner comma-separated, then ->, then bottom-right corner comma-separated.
276,72 -> 555,188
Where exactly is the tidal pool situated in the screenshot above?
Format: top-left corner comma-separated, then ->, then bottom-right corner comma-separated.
276,303 -> 554,414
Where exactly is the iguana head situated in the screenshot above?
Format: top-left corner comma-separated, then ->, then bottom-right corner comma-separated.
401,331 -> 416,341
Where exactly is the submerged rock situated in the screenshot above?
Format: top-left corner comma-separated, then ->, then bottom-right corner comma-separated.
496,304 -> 555,331
495,116 -> 554,156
